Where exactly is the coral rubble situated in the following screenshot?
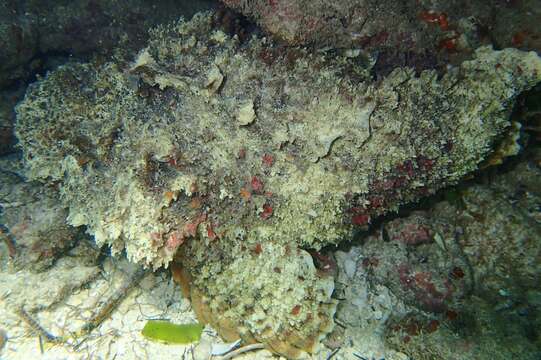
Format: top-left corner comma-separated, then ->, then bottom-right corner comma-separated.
14,12 -> 541,358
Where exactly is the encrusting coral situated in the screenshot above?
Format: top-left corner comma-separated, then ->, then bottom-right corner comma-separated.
14,12 -> 541,358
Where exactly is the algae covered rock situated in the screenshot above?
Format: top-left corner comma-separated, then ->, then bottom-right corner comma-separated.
359,159 -> 541,316
220,0 -> 541,77
14,12 -> 541,358
378,160 -> 541,359
360,211 -> 473,314
331,155 -> 541,359
0,157 -> 85,272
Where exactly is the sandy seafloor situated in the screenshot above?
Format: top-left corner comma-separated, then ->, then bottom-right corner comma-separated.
0,253 -> 280,360
0,244 -> 405,360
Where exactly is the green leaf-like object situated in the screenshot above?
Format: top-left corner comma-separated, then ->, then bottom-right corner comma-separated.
141,320 -> 204,344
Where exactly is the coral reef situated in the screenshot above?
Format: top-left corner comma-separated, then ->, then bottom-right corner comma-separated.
13,11 -> 541,358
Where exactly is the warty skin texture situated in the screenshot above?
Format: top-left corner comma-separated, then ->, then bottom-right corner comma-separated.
14,12 -> 541,358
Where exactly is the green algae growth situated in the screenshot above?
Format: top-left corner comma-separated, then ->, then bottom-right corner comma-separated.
141,320 -> 203,344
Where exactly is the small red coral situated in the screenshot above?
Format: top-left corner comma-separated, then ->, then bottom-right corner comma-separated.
254,243 -> 263,254
184,213 -> 207,237
352,213 -> 370,226
419,10 -> 449,31
260,204 -> 273,219
207,224 -> 217,240
262,153 -> 274,167
439,36 -> 459,51
166,231 -> 184,251
251,176 -> 264,193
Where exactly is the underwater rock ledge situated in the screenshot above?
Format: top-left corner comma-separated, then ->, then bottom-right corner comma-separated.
14,12 -> 541,358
